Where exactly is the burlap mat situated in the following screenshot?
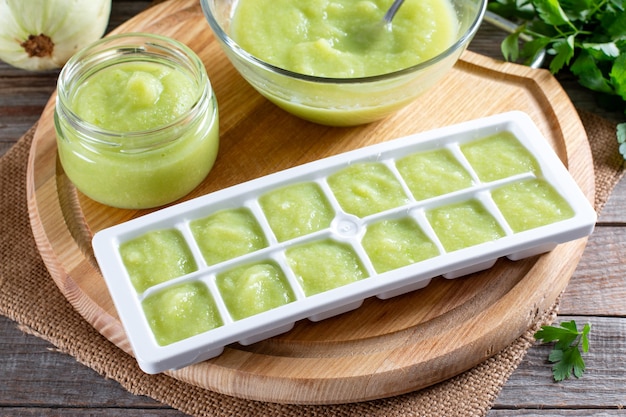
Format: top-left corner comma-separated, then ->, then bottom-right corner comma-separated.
0,110 -> 622,416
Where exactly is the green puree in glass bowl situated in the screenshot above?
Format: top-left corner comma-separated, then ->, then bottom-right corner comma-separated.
231,0 -> 457,78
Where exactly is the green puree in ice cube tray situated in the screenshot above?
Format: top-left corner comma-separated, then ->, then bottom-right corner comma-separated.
116,131 -> 576,346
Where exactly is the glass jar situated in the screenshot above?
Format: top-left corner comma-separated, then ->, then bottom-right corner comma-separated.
55,33 -> 219,209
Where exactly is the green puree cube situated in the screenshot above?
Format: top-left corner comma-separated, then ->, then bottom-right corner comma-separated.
396,148 -> 473,200
363,218 -> 439,273
461,132 -> 541,182
259,182 -> 334,242
142,282 -> 222,346
492,179 -> 575,232
286,239 -> 368,296
427,199 -> 505,252
217,262 -> 295,320
327,162 -> 409,218
190,208 -> 268,266
120,229 -> 197,293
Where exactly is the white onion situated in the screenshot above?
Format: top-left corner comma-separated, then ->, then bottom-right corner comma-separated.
0,0 -> 111,71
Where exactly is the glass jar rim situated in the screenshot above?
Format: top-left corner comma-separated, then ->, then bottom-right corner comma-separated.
55,32 -> 212,149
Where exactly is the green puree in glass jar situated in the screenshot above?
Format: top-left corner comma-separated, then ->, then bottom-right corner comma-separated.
56,52 -> 219,209
231,0 -> 457,78
72,62 -> 195,131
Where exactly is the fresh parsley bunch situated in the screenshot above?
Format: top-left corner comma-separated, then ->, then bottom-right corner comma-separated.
534,320 -> 591,381
487,0 -> 626,158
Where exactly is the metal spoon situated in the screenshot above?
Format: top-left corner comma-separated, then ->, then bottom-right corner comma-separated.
383,0 -> 406,25
355,0 -> 406,46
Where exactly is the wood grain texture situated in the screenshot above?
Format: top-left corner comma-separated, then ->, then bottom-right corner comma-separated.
25,0 -> 596,405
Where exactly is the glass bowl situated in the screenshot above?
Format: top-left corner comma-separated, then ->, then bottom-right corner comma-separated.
201,0 -> 486,126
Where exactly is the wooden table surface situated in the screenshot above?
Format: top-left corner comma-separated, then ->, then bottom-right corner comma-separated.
1,1 -> 625,415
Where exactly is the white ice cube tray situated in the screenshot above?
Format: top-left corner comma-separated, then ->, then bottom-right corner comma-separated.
92,111 -> 596,374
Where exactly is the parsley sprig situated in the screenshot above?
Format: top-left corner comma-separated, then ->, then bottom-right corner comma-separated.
487,0 -> 626,159
534,320 -> 591,381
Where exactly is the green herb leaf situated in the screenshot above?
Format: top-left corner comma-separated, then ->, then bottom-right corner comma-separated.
610,53 -> 626,100
488,0 -> 626,160
502,31 -> 522,61
532,0 -> 571,25
534,320 -> 591,381
549,35 -> 576,72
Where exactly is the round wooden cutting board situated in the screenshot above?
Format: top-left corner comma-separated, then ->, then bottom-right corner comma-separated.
27,0 -> 595,405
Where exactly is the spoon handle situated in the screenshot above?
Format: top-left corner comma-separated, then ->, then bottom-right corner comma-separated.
383,0 -> 406,23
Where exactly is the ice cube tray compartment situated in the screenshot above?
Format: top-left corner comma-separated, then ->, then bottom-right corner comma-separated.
92,111 -> 597,374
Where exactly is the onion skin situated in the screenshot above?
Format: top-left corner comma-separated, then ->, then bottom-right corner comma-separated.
0,0 -> 112,71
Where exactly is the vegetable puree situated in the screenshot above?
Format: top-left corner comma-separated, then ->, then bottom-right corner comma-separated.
259,182 -> 335,242
72,62 -> 195,131
286,239 -> 368,296
327,162 -> 409,218
142,282 -> 223,346
461,132 -> 540,182
363,218 -> 439,273
492,179 -> 575,232
190,208 -> 268,265
56,60 -> 219,209
231,0 -> 458,78
427,199 -> 505,252
397,148 -> 474,200
217,262 -> 295,320
120,229 -> 197,293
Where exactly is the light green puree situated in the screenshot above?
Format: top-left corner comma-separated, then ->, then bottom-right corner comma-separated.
119,229 -> 197,293
427,200 -> 505,252
190,208 -> 268,265
363,218 -> 439,273
286,239 -> 368,296
231,0 -> 457,78
142,282 -> 223,346
259,182 -> 335,242
328,162 -> 409,217
58,61 -> 219,209
461,132 -> 541,182
492,179 -> 574,232
217,262 -> 295,320
397,148 -> 474,200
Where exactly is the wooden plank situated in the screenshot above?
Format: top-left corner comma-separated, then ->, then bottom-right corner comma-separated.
491,316 -> 626,412
0,316 -> 177,412
560,226 -> 626,316
598,176 -> 626,224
